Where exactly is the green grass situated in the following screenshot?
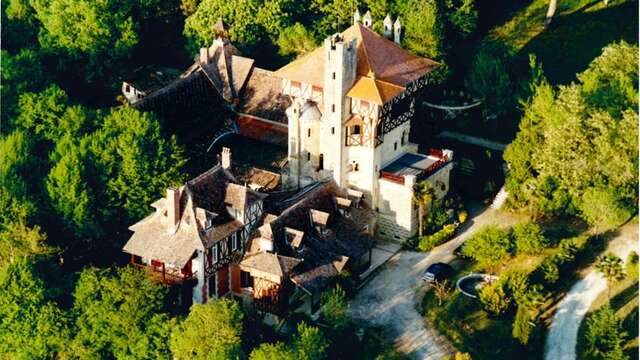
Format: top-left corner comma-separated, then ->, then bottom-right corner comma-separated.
487,0 -> 638,84
576,275 -> 639,360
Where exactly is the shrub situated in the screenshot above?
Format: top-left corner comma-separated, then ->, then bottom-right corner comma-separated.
479,281 -> 510,316
626,251 -> 638,278
418,224 -> 457,251
424,200 -> 450,235
458,210 -> 468,223
501,270 -> 529,304
462,226 -> 512,270
512,221 -> 548,255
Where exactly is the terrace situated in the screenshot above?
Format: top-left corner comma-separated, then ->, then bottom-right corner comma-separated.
379,149 -> 451,185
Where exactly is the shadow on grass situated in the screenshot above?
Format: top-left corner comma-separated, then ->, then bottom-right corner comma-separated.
611,282 -> 639,312
518,0 -> 638,84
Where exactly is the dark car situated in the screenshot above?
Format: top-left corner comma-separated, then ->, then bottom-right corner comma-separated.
422,262 -> 453,283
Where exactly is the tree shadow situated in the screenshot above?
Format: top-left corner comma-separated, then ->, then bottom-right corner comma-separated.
518,0 -> 638,84
610,281 -> 639,311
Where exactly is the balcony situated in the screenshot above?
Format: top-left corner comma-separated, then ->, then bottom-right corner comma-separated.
130,256 -> 197,285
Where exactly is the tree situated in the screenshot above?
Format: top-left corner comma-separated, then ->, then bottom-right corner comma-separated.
46,137 -> 100,240
320,285 -> 350,330
544,0 -> 558,28
595,253 -> 626,298
170,299 -> 244,360
71,266 -> 172,359
311,0 -> 358,36
446,0 -> 478,38
413,180 -> 436,237
512,304 -> 534,344
398,0 -> 443,59
249,342 -> 296,360
0,259 -> 70,359
1,49 -> 50,128
585,305 -> 627,359
478,281 -> 510,317
0,131 -> 39,226
91,107 -> 186,223
465,46 -> 513,119
504,42 -> 638,220
0,218 -> 52,269
183,0 -> 293,54
277,23 -> 317,58
461,225 -> 512,271
292,322 -> 329,360
579,188 -> 633,235
512,221 -> 548,255
432,279 -> 451,306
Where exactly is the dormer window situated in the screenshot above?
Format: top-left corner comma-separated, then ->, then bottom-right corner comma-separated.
206,217 -> 213,229
212,244 -> 219,264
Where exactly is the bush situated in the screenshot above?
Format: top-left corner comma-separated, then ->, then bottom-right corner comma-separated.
479,281 -> 510,317
424,200 -> 450,235
462,226 -> 512,270
512,221 -> 548,255
418,224 -> 457,251
320,286 -> 350,330
626,251 -> 638,278
458,210 -> 468,223
501,270 -> 529,305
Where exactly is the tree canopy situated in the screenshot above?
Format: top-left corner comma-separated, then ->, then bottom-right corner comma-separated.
504,42 -> 638,224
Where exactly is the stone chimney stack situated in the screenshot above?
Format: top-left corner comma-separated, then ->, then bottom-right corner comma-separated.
221,147 -> 232,169
383,14 -> 393,39
167,188 -> 180,228
353,9 -> 361,24
393,18 -> 402,45
362,10 -> 373,28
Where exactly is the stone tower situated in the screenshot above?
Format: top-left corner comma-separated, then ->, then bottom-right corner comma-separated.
320,34 -> 357,188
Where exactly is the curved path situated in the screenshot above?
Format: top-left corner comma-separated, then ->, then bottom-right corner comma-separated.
544,221 -> 638,360
348,202 -> 524,359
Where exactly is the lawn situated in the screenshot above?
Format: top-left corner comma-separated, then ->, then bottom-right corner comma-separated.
487,0 -> 638,84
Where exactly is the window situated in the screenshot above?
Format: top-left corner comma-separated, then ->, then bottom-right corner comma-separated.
319,154 -> 324,170
401,131 -> 406,145
240,271 -> 253,288
208,274 -> 216,298
354,162 -> 359,171
307,152 -> 311,161
331,127 -> 335,134
331,104 -> 335,113
332,72 -> 336,80
307,128 -> 311,137
353,125 -> 361,134
125,84 -> 131,92
231,233 -> 238,251
212,244 -> 219,264
394,142 -> 398,151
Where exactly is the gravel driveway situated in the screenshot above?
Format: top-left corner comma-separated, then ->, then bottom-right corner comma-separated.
544,221 -> 638,360
348,202 -> 524,359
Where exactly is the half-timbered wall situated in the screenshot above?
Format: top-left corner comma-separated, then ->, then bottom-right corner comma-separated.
281,79 -> 323,105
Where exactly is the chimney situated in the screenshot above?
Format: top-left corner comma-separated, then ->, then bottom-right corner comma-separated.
383,14 -> 393,39
393,18 -> 402,44
353,9 -> 361,24
363,10 -> 372,28
221,147 -> 231,169
167,188 -> 180,228
199,47 -> 208,64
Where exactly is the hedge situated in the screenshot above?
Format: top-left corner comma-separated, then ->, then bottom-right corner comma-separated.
418,224 -> 457,251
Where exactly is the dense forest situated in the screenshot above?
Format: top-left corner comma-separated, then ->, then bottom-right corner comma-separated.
1,0 -> 637,358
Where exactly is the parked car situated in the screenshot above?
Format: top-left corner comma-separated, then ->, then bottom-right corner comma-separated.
422,262 -> 453,283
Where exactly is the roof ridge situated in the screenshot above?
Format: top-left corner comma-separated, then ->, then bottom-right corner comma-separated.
355,24 -> 374,77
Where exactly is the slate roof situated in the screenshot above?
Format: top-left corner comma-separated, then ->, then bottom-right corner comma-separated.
238,67 -> 291,122
240,252 -> 301,278
244,180 -> 375,294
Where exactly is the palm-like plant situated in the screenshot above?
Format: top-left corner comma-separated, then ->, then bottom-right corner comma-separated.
413,180 -> 436,237
595,253 -> 626,298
